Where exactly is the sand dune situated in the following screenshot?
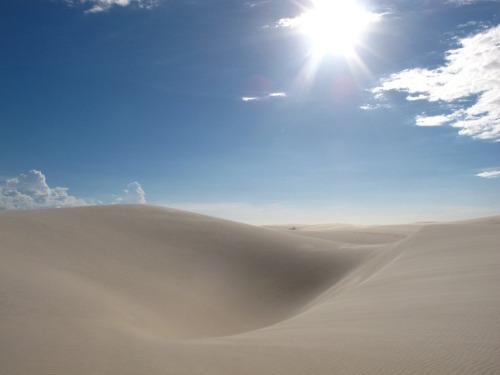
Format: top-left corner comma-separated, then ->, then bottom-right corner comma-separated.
265,222 -> 424,245
1,205 -> 499,374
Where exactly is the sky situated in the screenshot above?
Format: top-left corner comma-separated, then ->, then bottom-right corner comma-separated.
1,0 -> 499,224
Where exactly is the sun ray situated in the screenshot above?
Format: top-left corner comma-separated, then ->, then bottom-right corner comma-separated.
299,0 -> 379,58
287,0 -> 381,95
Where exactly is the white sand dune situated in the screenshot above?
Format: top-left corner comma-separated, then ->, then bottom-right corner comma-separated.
1,205 -> 499,374
265,222 -> 424,245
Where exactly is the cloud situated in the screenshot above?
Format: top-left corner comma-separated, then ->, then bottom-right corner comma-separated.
406,94 -> 429,101
241,92 -> 287,102
274,7 -> 384,30
241,96 -> 259,102
0,170 -> 88,210
115,182 -> 147,204
244,1 -> 269,7
268,92 -> 287,97
415,114 -> 457,127
372,25 -> 500,141
0,170 -> 148,210
360,103 -> 390,110
476,170 -> 500,179
275,16 -> 304,29
447,0 -> 500,5
66,0 -> 160,13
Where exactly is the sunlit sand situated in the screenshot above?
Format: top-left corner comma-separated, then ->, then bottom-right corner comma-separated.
1,205 -> 499,374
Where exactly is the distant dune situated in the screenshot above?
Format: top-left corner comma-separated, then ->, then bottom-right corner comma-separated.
1,205 -> 499,374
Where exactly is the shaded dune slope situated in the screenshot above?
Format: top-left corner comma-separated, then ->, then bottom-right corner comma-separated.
1,206 -> 500,375
0,205 -> 370,340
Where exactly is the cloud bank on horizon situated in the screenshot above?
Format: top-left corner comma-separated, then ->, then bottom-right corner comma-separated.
371,25 -> 500,141
0,170 -> 88,210
0,170 -> 146,210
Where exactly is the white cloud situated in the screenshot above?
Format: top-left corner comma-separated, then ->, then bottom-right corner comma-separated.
0,170 -> 88,210
115,182 -> 147,204
372,25 -> 500,141
244,1 -> 269,8
447,0 -> 500,5
476,170 -> 500,179
275,16 -> 304,29
241,96 -> 259,102
360,103 -> 390,110
406,94 -> 429,101
241,92 -> 287,102
66,0 -> 160,13
274,8 -> 384,30
0,170 -> 148,210
415,114 -> 456,127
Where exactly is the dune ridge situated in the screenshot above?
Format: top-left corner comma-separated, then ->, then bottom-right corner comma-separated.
1,205 -> 499,374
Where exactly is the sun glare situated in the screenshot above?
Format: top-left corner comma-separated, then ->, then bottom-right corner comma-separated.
299,0 -> 375,57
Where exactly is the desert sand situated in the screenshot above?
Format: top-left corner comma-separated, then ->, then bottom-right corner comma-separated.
1,205 -> 499,374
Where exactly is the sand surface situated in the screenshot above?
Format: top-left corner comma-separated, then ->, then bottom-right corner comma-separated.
1,205 -> 499,374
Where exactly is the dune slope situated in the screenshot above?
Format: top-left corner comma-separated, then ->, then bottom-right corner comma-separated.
1,205 -> 499,375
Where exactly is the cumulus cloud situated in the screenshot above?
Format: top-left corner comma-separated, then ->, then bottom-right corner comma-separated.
115,182 -> 147,204
0,170 -> 148,210
372,25 -> 500,141
0,170 -> 88,210
241,92 -> 287,102
66,0 -> 160,13
476,170 -> 500,179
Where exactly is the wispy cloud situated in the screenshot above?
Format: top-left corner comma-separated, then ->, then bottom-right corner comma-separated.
447,0 -> 500,5
360,103 -> 390,110
0,170 -> 88,210
244,1 -> 269,8
268,92 -> 286,97
415,113 -> 459,127
476,170 -> 500,179
240,92 -> 287,102
371,25 -> 500,141
241,96 -> 259,102
275,16 -> 304,29
65,0 -> 160,13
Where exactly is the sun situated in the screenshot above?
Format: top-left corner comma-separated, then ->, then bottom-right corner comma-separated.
298,0 -> 376,57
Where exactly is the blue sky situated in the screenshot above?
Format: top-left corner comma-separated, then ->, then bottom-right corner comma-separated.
1,0 -> 499,224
